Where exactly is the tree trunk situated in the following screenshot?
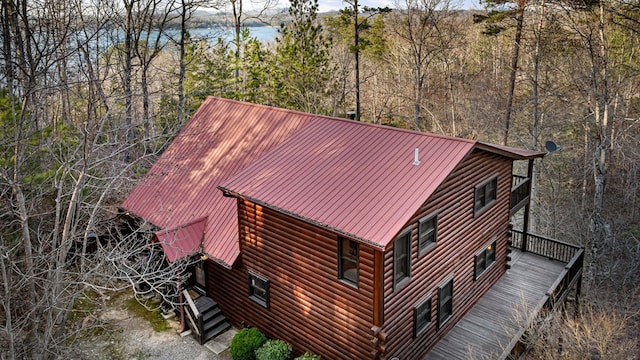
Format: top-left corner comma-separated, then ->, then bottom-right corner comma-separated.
585,3 -> 612,293
503,0 -> 526,145
177,0 -> 187,126
354,0 -> 361,121
124,0 -> 135,161
529,1 -> 545,233
0,248 -> 15,360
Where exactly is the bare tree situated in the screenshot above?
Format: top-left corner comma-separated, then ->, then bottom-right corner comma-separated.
392,0 -> 458,131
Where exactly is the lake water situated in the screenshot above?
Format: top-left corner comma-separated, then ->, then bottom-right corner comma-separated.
189,26 -> 279,44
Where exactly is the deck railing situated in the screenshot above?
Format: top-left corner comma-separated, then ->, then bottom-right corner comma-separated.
511,175 -> 531,215
508,230 -> 585,359
511,229 -> 581,263
543,248 -> 584,311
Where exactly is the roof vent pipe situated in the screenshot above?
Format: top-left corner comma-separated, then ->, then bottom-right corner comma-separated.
413,148 -> 421,166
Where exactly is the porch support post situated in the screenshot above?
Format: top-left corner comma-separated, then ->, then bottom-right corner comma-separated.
521,159 -> 535,252
574,274 -> 582,318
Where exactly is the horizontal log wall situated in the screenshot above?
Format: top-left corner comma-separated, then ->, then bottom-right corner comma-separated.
382,149 -> 513,360
206,200 -> 376,359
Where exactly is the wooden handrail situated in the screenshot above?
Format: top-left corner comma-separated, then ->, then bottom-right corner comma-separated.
183,289 -> 200,317
510,176 -> 531,215
511,230 -> 582,263
508,242 -> 584,359
182,289 -> 203,338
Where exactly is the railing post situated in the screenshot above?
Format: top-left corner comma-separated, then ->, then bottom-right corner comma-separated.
521,159 -> 535,252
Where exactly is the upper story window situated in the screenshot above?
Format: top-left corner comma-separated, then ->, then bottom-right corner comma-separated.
248,272 -> 269,308
474,239 -> 497,280
414,294 -> 432,338
418,212 -> 438,257
394,229 -> 411,289
474,175 -> 498,217
338,237 -> 359,286
437,277 -> 454,329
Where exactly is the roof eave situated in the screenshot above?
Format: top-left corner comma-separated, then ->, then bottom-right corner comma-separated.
475,142 -> 546,160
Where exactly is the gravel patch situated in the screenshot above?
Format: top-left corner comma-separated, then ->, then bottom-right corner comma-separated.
70,292 -> 233,360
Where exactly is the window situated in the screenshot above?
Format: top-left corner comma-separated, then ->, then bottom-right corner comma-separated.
394,229 -> 411,289
474,175 -> 498,216
338,237 -> 359,286
438,277 -> 454,329
418,213 -> 438,257
248,272 -> 269,308
474,239 -> 497,280
414,294 -> 432,337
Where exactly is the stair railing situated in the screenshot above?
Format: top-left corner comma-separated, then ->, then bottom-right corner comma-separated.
182,289 -> 204,343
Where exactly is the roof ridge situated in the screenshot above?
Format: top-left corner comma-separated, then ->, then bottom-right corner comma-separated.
207,96 -> 475,146
206,96 -> 321,120
310,116 -> 476,146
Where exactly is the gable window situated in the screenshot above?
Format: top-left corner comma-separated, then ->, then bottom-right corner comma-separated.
338,237 -> 359,286
248,272 -> 269,308
438,277 -> 454,329
474,175 -> 498,216
474,239 -> 497,280
418,213 -> 438,257
414,294 -> 432,337
394,229 -> 411,289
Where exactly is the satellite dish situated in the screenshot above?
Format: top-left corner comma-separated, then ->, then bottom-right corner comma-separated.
545,140 -> 562,152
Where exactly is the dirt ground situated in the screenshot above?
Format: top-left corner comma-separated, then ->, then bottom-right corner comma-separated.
70,291 -> 233,360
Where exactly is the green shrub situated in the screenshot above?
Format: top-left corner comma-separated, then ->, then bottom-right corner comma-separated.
230,327 -> 268,360
294,352 -> 320,360
255,339 -> 292,360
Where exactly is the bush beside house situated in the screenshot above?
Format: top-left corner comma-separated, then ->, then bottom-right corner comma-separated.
230,327 -> 320,360
255,340 -> 292,360
230,328 -> 268,360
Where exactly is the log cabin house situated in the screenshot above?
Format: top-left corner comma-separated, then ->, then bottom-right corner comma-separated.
121,97 -> 584,359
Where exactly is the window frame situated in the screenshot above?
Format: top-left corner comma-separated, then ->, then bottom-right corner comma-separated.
418,212 -> 438,257
338,237 -> 359,287
248,272 -> 270,308
393,228 -> 412,290
474,239 -> 497,280
414,293 -> 432,338
474,175 -> 499,217
437,276 -> 454,330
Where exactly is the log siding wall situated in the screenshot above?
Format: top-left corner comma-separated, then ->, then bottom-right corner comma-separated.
205,200 -> 376,359
382,150 -> 513,360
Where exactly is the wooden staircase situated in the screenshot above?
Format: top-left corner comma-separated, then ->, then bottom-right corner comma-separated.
183,289 -> 231,345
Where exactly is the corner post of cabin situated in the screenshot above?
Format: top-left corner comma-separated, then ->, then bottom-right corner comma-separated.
371,249 -> 385,358
521,158 -> 535,252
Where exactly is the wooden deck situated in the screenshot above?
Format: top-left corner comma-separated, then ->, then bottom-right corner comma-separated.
424,250 -> 565,360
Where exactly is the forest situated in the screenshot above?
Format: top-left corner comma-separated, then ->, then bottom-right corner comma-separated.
0,0 -> 638,358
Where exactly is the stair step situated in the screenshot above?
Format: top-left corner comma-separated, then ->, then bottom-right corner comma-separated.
202,307 -> 222,323
203,313 -> 227,332
203,321 -> 231,343
193,296 -> 217,313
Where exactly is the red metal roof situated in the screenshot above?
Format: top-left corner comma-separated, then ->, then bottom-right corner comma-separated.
156,217 -> 207,262
123,97 -> 545,264
219,118 -> 476,249
476,142 -> 546,160
121,97 -> 315,267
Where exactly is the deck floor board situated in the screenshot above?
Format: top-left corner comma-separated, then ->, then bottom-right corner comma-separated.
424,250 -> 565,360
